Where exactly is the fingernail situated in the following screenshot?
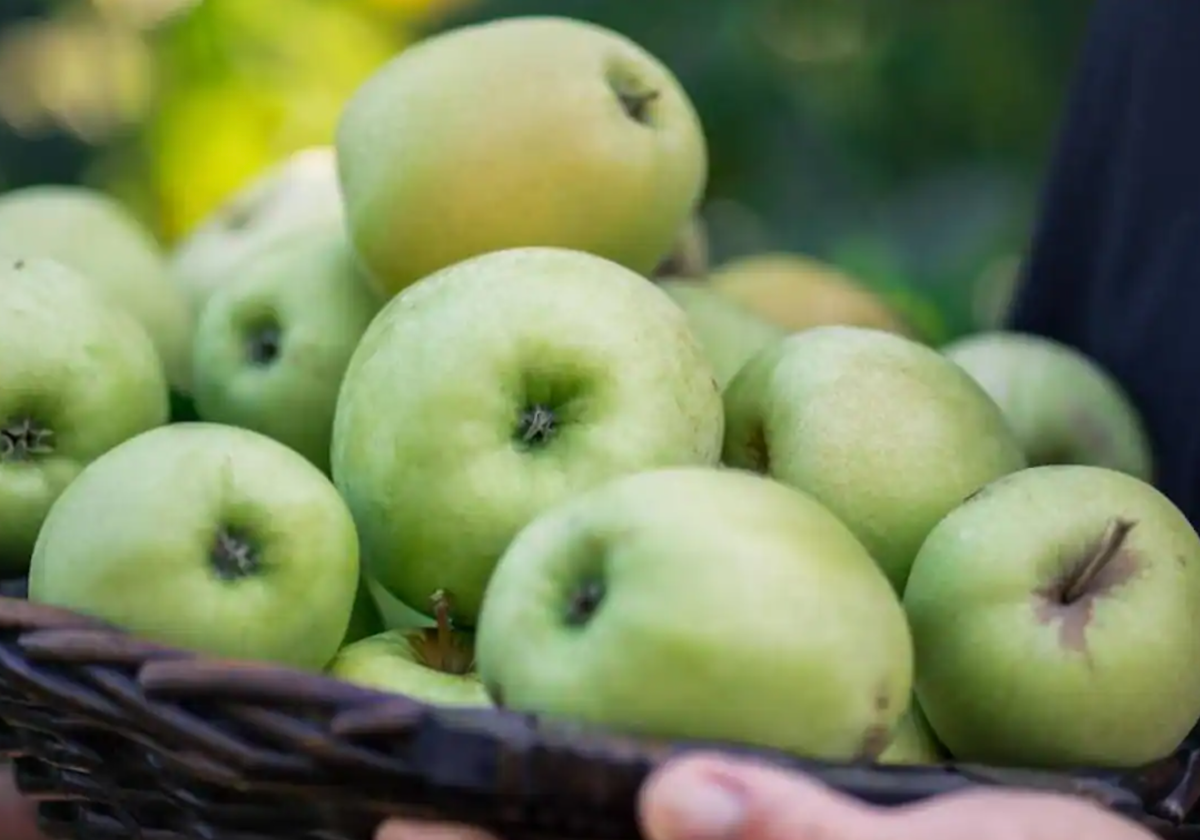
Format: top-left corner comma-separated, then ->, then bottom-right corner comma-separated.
654,775 -> 747,840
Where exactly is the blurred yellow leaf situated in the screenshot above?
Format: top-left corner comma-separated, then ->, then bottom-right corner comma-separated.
152,84 -> 282,240
356,0 -> 473,20
145,0 -> 402,241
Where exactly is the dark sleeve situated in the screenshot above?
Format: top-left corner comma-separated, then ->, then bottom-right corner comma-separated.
1008,0 -> 1200,523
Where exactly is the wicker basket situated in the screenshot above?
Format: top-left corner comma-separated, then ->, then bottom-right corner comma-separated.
1,593 -> 1199,839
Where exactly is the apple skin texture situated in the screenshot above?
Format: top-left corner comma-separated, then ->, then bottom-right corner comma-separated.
942,331 -> 1154,481
475,467 -> 914,761
28,423 -> 360,672
0,185 -> 194,395
0,257 -> 169,574
904,465 -> 1200,769
335,15 -> 707,298
332,247 -> 724,628
170,146 -> 344,319
191,226 -> 383,474
329,629 -> 492,708
723,326 -> 1027,593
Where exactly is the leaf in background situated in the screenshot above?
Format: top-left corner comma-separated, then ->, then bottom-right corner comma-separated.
141,0 -> 402,241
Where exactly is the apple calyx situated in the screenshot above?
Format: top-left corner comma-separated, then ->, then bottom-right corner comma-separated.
209,527 -> 262,581
565,578 -> 605,626
1059,517 -> 1137,605
246,322 -> 283,366
617,89 -> 660,125
516,405 -> 557,447
0,417 -> 54,462
409,589 -> 475,676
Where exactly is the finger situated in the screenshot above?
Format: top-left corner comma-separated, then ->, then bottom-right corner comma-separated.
891,788 -> 1159,840
640,752 -> 888,840
639,752 -> 1156,840
375,819 -> 501,840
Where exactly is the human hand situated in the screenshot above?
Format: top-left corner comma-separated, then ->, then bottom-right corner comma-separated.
375,752 -> 1158,840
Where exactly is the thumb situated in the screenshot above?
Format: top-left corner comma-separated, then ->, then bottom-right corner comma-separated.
638,752 -> 1157,840
639,752 -> 886,840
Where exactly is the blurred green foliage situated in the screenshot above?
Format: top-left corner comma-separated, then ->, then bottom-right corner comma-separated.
0,0 -> 1094,338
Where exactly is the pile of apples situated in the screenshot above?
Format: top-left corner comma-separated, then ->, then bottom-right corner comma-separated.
2,14 -> 1197,777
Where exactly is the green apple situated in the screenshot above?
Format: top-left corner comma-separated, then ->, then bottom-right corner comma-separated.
723,326 -> 1026,593
332,247 -> 724,627
658,278 -> 787,389
0,185 -> 194,395
877,698 -> 947,765
191,227 -> 383,473
942,331 -> 1153,481
475,466 -> 913,761
28,423 -> 359,671
904,465 -> 1200,768
0,256 -> 168,575
653,214 -> 709,280
336,15 -> 707,299
330,590 -> 491,706
170,146 -> 344,317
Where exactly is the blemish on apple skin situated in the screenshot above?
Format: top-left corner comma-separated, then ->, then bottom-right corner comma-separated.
1032,518 -> 1140,657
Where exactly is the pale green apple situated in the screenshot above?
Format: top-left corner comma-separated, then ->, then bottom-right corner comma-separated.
0,185 -> 194,394
723,326 -> 1026,592
877,698 -> 947,765
191,227 -> 383,473
905,465 -> 1200,768
475,466 -> 913,761
332,247 -> 724,627
330,591 -> 491,707
658,278 -> 787,389
170,146 -> 345,317
336,16 -> 707,298
0,256 -> 168,575
28,423 -> 359,671
943,331 -> 1153,481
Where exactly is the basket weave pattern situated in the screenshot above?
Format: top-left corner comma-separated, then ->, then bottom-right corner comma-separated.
2,594 -> 1200,839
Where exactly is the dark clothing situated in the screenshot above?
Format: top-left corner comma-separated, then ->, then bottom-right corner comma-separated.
1010,0 -> 1200,525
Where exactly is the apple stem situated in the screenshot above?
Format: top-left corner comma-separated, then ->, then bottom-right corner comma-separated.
431,588 -> 454,661
0,417 -> 54,461
1060,518 -> 1136,604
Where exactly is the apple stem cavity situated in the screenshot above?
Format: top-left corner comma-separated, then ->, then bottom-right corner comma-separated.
210,527 -> 262,581
0,417 -> 54,461
516,405 -> 557,448
1059,518 -> 1137,605
246,323 -> 283,366
565,578 -> 605,627
410,589 -> 476,675
617,89 -> 660,125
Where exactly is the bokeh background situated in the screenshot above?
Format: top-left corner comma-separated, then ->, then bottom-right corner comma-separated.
0,0 -> 1094,341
